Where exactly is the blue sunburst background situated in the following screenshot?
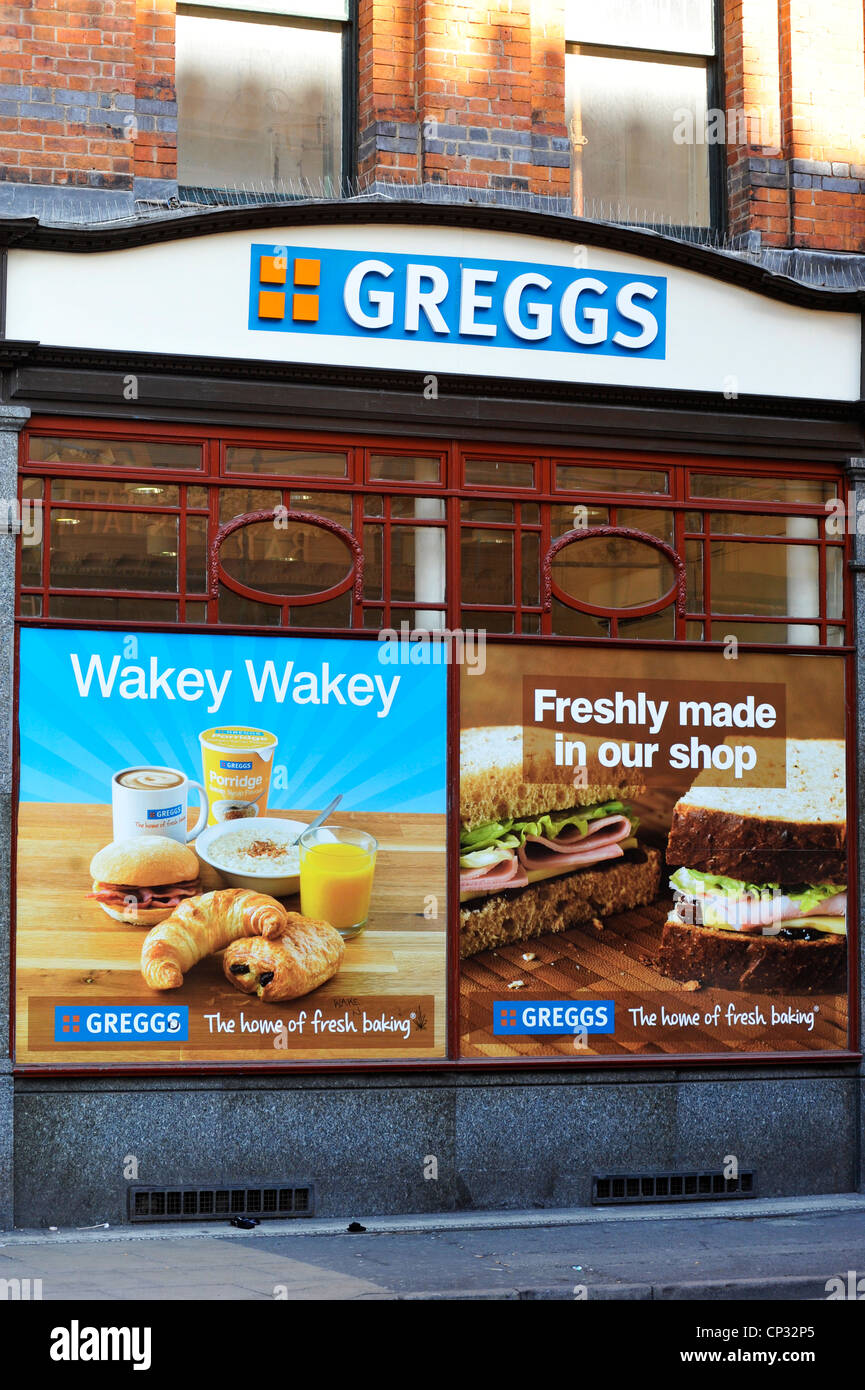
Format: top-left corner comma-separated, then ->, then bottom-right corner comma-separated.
18,628 -> 447,813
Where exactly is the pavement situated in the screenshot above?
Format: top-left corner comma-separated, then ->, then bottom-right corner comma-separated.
1,1194 -> 864,1300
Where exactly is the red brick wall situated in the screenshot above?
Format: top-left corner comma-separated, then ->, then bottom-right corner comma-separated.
0,0 -> 175,192
133,0 -> 177,187
725,0 -> 865,250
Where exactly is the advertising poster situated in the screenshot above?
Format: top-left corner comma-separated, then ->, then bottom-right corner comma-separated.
16,628 -> 446,1063
459,644 -> 849,1059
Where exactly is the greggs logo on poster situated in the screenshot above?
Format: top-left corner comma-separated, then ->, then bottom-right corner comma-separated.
248,244 -> 667,358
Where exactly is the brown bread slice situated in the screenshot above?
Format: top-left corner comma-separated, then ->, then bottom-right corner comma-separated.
658,916 -> 846,994
459,848 -> 662,958
461,724 -> 645,831
665,738 -> 846,885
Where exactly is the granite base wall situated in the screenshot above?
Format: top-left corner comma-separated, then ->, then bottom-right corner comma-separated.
11,1071 -> 860,1228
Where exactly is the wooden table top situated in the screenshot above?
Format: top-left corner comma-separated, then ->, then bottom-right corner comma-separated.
460,899 -> 848,1058
16,804 -> 446,1064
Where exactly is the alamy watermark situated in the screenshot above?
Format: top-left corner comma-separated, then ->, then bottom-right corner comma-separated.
1,498 -> 41,546
377,620 -> 487,675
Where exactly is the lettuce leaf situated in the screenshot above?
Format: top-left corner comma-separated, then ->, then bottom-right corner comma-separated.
670,866 -> 844,912
787,883 -> 846,912
460,801 -> 633,858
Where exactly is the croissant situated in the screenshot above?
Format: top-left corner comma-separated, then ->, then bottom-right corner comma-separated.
223,912 -> 345,1002
141,888 -> 288,990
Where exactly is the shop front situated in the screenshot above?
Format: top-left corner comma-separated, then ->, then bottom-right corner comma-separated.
0,203 -> 862,1224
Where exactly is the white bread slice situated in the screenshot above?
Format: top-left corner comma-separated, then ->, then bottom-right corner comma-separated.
461,725 -> 645,830
674,738 -> 845,824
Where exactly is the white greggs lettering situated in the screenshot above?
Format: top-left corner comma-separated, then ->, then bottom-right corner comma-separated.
69,654 -> 400,717
342,260 -> 660,350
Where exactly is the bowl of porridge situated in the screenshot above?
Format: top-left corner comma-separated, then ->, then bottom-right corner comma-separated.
196,818 -> 335,896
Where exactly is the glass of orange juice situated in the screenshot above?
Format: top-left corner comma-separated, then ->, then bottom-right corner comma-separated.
299,826 -> 378,939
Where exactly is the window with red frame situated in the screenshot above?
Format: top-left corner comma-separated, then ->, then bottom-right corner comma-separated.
18,425 -> 849,648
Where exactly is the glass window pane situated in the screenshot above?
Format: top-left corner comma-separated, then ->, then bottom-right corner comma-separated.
363,524 -> 382,600
685,510 -> 703,531
464,458 -> 536,489
556,464 -> 668,494
21,531 -> 41,587
460,499 -> 514,523
708,512 -> 809,536
565,0 -> 715,54
522,612 -> 541,634
186,486 -> 209,509
686,620 -> 704,639
390,495 -> 446,520
185,601 -> 209,624
461,529 -> 513,605
203,1 -> 349,19
21,478 -> 43,499
288,593 -> 351,627
218,586 -> 280,626
364,494 -> 384,517
363,606 -> 383,630
686,539 -> 703,611
50,478 -> 180,507
369,455 -> 442,483
219,518 -> 353,597
50,512 -> 179,592
50,596 -> 178,621
29,438 -> 201,469
522,532 -> 540,606
713,620 -> 798,646
520,502 -> 540,524
288,490 -> 352,524
19,595 -> 41,616
827,626 -> 846,646
219,487 -> 282,522
462,608 -> 514,634
551,502 -> 609,537
691,474 -> 836,504
616,507 -> 674,543
186,516 -> 208,593
551,600 -> 609,637
391,526 -> 446,606
827,547 -> 844,621
567,49 -> 710,226
225,448 -> 348,477
552,533 -> 676,610
176,13 -> 343,192
618,609 -> 675,638
708,539 -> 824,626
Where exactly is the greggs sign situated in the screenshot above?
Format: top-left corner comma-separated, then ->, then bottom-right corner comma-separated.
248,243 -> 667,359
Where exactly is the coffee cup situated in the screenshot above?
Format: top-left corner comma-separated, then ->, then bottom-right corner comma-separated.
111,765 -> 209,844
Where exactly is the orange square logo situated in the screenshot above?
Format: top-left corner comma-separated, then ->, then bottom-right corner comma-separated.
259,255 -> 287,285
294,257 -> 321,287
292,293 -> 319,323
258,290 -> 286,320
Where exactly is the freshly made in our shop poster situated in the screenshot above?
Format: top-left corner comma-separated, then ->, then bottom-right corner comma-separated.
16,628 -> 446,1063
459,644 -> 848,1058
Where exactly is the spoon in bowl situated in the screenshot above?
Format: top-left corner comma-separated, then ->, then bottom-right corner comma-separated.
290,793 -> 343,846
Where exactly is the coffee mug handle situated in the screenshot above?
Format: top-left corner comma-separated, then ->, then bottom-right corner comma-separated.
186,781 -> 209,841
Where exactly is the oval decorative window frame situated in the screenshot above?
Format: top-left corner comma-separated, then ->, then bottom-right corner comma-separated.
543,525 -> 687,619
209,508 -> 364,613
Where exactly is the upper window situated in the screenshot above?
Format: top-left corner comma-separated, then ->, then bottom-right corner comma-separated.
176,1 -> 350,198
565,0 -> 717,230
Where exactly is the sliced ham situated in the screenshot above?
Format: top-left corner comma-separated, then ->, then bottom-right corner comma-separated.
676,887 -> 847,933
87,879 -> 200,910
459,856 -> 528,896
517,815 -> 632,870
461,815 -> 633,898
